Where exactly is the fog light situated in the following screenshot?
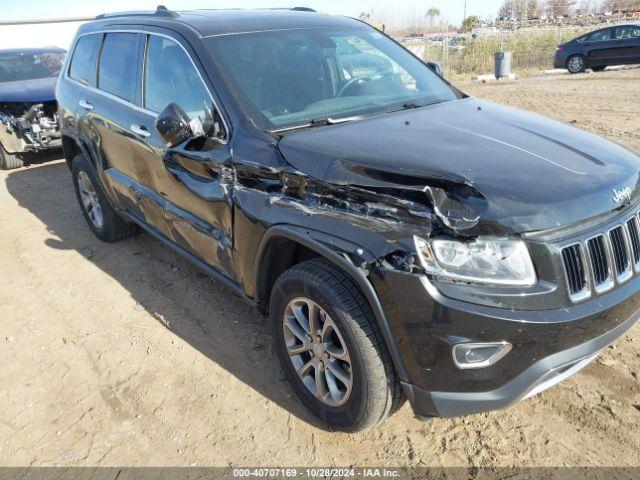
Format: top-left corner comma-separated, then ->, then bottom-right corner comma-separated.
452,342 -> 512,369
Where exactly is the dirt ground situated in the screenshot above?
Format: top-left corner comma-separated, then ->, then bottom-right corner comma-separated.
1,68 -> 639,468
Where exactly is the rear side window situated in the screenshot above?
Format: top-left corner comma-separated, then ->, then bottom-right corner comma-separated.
615,26 -> 640,40
98,33 -> 139,102
69,34 -> 101,87
143,35 -> 211,121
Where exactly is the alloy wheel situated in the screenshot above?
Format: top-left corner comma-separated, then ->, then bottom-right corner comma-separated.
282,297 -> 353,407
77,171 -> 104,230
568,56 -> 584,73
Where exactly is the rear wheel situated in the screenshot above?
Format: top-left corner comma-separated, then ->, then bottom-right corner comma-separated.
567,55 -> 586,74
270,258 -> 404,432
0,142 -> 24,170
72,154 -> 137,242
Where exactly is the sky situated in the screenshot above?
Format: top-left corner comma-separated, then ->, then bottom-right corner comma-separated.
0,0 -> 504,49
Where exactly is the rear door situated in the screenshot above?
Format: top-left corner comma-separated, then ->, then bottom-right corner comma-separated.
127,32 -> 234,276
92,32 -> 150,221
70,31 -> 148,220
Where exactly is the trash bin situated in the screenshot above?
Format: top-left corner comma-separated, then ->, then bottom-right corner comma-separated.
494,51 -> 512,79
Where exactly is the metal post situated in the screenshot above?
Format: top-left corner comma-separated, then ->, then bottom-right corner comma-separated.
424,36 -> 429,63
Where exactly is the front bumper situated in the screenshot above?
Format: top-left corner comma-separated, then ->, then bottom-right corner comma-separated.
371,269 -> 640,418
404,310 -> 637,417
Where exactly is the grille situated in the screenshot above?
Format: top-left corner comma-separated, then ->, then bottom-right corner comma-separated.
561,212 -> 640,302
610,226 -> 630,277
587,235 -> 609,286
562,244 -> 587,298
626,217 -> 640,265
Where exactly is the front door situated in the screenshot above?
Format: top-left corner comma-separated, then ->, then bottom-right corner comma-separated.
585,28 -> 615,65
127,32 -> 234,277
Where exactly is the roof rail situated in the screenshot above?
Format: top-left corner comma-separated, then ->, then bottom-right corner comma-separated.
95,5 -> 178,20
261,7 -> 317,12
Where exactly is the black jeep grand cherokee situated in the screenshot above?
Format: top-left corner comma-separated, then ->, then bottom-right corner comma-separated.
57,7 -> 640,432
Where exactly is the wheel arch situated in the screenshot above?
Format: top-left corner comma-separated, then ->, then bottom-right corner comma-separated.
61,132 -> 95,171
63,132 -> 121,214
253,225 -> 411,383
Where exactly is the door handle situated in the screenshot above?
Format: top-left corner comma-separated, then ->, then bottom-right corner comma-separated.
130,124 -> 151,139
78,100 -> 94,110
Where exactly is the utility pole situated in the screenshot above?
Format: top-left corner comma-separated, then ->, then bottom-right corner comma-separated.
463,0 -> 468,23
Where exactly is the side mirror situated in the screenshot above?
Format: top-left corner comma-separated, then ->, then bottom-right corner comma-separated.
426,61 -> 444,77
155,103 -> 193,148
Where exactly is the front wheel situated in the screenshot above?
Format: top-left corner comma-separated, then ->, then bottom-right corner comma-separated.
270,258 -> 404,432
567,55 -> 586,74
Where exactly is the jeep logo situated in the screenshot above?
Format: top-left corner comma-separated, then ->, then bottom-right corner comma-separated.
612,186 -> 633,204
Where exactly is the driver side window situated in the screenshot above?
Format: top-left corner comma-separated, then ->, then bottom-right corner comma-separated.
144,35 -> 211,122
587,29 -> 612,42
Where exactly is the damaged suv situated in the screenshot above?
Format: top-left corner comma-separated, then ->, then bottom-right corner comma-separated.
0,47 -> 65,169
57,8 -> 640,431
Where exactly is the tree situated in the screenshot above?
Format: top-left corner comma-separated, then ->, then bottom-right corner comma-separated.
358,11 -> 371,23
603,0 -> 640,11
578,0 -> 598,14
461,15 -> 482,32
498,0 -> 543,20
426,7 -> 441,30
527,0 -> 543,17
498,0 -> 513,18
546,0 -> 577,16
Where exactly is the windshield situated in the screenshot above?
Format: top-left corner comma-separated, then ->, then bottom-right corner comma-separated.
0,51 -> 65,83
205,27 -> 461,131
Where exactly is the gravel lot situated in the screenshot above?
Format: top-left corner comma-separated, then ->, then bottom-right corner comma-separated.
1,68 -> 639,468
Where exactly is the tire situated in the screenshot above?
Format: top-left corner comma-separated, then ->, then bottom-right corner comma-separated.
71,154 -> 137,242
0,142 -> 24,170
271,258 -> 405,432
567,55 -> 586,74
591,65 -> 606,72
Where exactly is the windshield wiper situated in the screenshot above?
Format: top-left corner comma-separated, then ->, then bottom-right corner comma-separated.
310,116 -> 360,126
386,99 -> 451,115
309,118 -> 333,126
272,115 -> 361,133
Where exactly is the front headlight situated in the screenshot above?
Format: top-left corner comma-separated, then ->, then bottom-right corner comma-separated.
414,236 -> 537,286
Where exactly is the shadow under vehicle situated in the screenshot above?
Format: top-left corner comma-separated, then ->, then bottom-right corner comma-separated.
0,47 -> 65,169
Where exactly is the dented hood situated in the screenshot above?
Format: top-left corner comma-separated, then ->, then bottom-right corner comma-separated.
277,98 -> 640,233
0,77 -> 57,103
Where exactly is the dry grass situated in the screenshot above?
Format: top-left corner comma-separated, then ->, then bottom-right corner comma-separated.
402,28 -> 593,76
